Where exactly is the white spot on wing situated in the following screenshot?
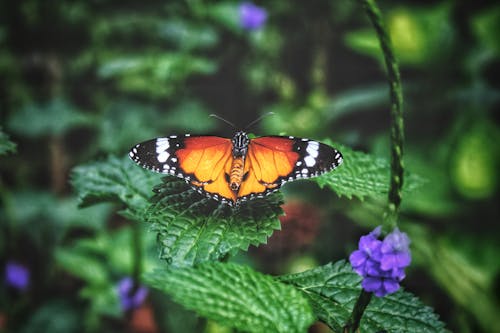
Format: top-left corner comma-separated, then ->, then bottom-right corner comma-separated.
157,151 -> 170,162
304,155 -> 316,167
306,141 -> 319,157
156,138 -> 170,154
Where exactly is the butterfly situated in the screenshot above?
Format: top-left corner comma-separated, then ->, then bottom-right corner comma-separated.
129,132 -> 343,206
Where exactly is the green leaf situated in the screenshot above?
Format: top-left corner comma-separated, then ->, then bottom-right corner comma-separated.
55,249 -> 109,286
20,300 -> 80,333
471,6 -> 500,55
163,100 -> 218,133
405,222 -> 500,333
279,261 -> 447,333
158,20 -> 219,50
97,53 -> 216,98
98,100 -> 163,153
145,262 -> 315,333
344,4 -> 453,66
323,84 -> 389,121
71,156 -> 283,267
145,177 -> 283,267
80,283 -> 121,318
1,191 -> 111,252
205,2 -> 240,32
315,142 -> 424,200
8,98 -> 92,137
71,155 -> 161,215
0,127 -> 16,155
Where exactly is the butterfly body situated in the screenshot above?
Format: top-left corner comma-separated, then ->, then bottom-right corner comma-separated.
129,132 -> 342,206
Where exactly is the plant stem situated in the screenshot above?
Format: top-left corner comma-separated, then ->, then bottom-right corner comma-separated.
362,0 -> 405,230
343,290 -> 373,333
344,0 -> 405,331
132,221 -> 143,291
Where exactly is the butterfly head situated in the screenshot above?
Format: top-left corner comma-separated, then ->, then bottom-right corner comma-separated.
231,131 -> 250,157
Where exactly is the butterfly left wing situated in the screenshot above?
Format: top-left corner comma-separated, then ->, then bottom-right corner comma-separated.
237,136 -> 343,202
129,135 -> 237,203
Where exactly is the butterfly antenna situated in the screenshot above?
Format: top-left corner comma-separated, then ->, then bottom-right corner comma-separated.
209,114 -> 237,129
245,112 -> 275,130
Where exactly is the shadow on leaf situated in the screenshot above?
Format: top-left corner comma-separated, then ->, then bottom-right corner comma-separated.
145,176 -> 284,267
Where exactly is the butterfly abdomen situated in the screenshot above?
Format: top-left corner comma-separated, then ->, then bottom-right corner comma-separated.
228,156 -> 245,192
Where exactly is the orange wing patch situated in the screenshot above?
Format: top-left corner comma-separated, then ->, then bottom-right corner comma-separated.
175,137 -> 235,202
202,165 -> 235,202
238,137 -> 300,198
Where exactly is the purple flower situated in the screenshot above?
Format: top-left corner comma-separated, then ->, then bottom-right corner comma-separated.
239,2 -> 267,31
5,261 -> 30,291
117,277 -> 148,311
380,228 -> 411,274
362,276 -> 400,297
349,227 -> 411,297
349,226 -> 382,276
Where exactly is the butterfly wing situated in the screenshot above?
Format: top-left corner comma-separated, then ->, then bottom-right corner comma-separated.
129,135 -> 236,203
237,136 -> 343,202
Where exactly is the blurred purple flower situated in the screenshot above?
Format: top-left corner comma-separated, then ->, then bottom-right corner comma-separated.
5,261 -> 30,291
239,2 -> 267,31
349,227 -> 411,297
380,228 -> 411,274
117,277 -> 148,311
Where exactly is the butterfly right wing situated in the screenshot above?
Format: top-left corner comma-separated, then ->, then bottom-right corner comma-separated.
129,135 -> 236,203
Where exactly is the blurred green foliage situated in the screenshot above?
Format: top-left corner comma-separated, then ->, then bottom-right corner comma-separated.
1,0 -> 499,332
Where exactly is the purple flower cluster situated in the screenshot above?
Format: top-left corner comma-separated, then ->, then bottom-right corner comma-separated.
349,227 -> 411,297
238,2 -> 267,31
5,261 -> 30,291
117,277 -> 148,311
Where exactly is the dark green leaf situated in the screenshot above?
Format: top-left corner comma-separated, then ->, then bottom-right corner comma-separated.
145,176 -> 283,266
71,155 -> 161,215
163,100 -> 218,132
1,191 -> 111,252
0,127 -> 16,155
146,262 -> 315,333
404,222 -> 500,333
279,261 -> 447,333
8,98 -> 93,137
472,6 -> 500,55
316,142 -> 424,200
98,101 -> 163,153
20,300 -> 80,333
